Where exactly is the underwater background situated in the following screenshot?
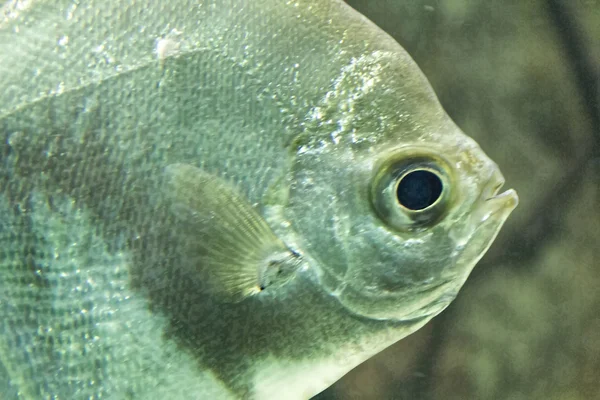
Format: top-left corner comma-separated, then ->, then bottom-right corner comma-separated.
318,0 -> 600,399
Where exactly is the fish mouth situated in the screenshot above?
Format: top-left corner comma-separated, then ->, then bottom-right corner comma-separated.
478,171 -> 519,221
448,170 -> 518,261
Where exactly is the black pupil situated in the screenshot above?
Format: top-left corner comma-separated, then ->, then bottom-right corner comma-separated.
396,170 -> 443,211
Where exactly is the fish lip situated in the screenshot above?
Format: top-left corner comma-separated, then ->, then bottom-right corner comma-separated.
448,173 -> 517,243
480,171 -> 519,216
485,188 -> 519,210
482,170 -> 506,199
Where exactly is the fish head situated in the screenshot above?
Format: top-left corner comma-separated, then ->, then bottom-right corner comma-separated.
286,51 -> 518,322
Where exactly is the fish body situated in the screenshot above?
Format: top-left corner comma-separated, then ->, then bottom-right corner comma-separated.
0,1 -> 517,399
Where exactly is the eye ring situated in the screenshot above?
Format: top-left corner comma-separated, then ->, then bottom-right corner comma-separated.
370,151 -> 454,231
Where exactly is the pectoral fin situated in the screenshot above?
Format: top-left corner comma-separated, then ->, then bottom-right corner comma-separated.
163,163 -> 301,302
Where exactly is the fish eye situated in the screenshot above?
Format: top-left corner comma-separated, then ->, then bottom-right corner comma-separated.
396,169 -> 443,211
371,153 -> 453,231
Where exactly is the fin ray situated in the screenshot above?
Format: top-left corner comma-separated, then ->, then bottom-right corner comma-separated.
163,163 -> 301,302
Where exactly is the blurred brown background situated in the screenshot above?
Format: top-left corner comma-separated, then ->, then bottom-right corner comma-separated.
317,0 -> 600,399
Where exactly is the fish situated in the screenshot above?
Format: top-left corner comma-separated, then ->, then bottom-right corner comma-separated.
0,0 -> 518,399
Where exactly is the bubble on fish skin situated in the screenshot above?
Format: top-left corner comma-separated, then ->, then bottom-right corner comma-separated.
65,2 -> 78,20
52,81 -> 65,94
155,37 -> 180,61
58,35 -> 69,47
